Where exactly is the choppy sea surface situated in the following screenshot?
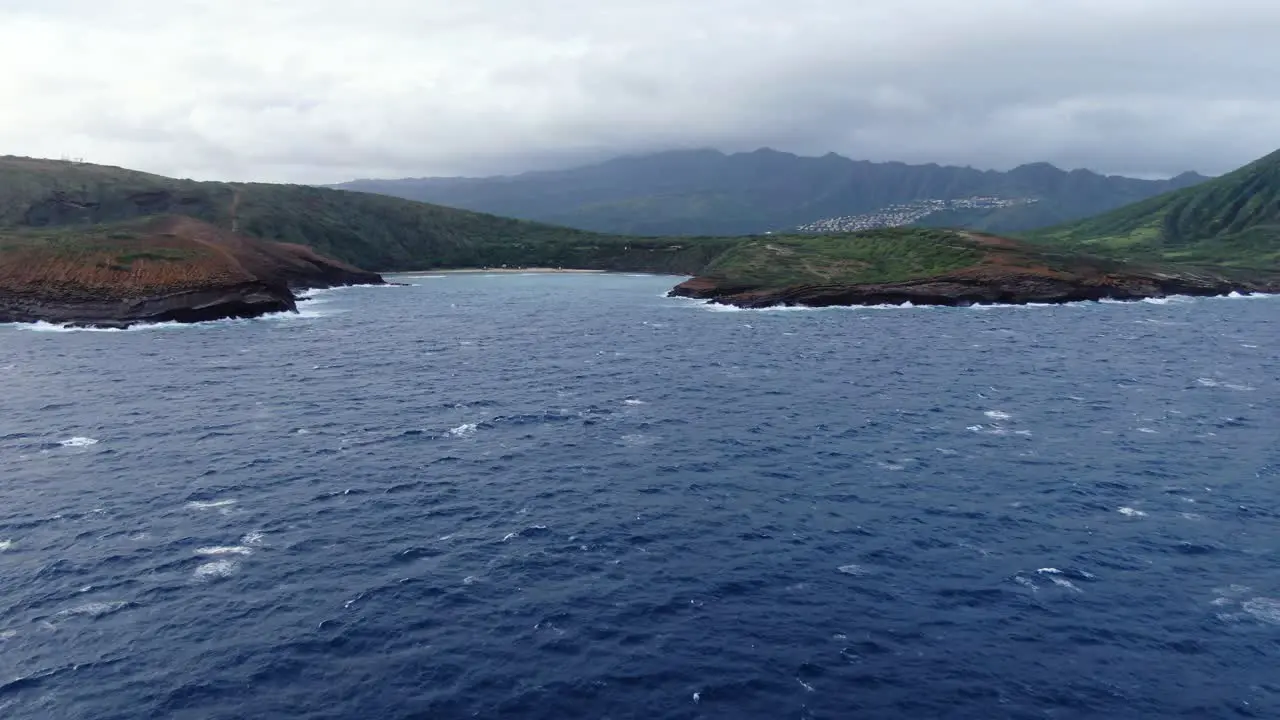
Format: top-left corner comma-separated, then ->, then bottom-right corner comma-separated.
1,273 -> 1278,719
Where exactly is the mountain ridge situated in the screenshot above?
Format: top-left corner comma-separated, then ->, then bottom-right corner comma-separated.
0,155 -> 728,275
331,148 -> 1210,236
1026,147 -> 1280,271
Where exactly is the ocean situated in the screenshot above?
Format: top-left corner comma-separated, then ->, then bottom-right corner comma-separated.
1,273 -> 1277,719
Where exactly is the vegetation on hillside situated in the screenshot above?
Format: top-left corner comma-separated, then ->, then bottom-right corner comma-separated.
699,228 -> 984,287
1027,149 -> 1280,271
0,156 -> 733,275
0,219 -> 237,298
0,214 -> 382,303
4,149 -> 1277,296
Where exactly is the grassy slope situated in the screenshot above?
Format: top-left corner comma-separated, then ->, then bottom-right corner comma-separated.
0,156 -> 734,274
0,214 -> 383,301
1027,149 -> 1280,271
0,218 -> 243,298
698,228 -> 987,287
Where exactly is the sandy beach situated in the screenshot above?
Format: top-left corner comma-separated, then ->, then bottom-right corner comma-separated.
395,268 -> 608,276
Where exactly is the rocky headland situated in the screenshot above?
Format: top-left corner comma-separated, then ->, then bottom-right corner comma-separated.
0,215 -> 382,328
667,230 -> 1279,308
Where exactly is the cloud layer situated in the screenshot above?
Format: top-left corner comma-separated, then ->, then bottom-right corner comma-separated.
3,0 -> 1277,182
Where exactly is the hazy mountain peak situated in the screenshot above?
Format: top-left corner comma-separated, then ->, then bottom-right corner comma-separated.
330,150 -> 1211,236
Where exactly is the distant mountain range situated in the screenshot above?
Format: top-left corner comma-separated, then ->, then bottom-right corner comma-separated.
332,149 -> 1210,236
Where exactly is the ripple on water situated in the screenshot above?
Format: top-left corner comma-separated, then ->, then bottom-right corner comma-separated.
1,275 -> 1278,719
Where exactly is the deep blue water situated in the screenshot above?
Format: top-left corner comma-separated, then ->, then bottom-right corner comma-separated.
1,273 -> 1278,719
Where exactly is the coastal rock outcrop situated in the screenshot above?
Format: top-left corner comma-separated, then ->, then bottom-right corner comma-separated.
0,215 -> 383,328
670,268 -> 1278,308
669,231 -> 1280,308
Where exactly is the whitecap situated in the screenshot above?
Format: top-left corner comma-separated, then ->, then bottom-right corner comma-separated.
695,300 -> 923,313
52,601 -> 130,621
1195,377 -> 1257,391
1218,289 -> 1280,298
967,424 -> 1030,437
837,564 -> 869,576
59,437 -> 99,448
1118,507 -> 1148,517
0,540 -> 12,552
194,546 -> 253,556
984,410 -> 1012,421
447,422 -> 478,437
194,560 -> 238,580
1048,576 -> 1083,593
1242,598 -> 1280,624
501,532 -> 518,542
241,531 -> 265,546
463,576 -> 480,585
20,320 -> 190,333
796,678 -> 816,692
186,499 -> 236,510
0,629 -> 15,641
278,305 -> 343,321
1137,428 -> 1158,434
620,433 -> 659,446
623,399 -> 647,406
1037,568 -> 1063,575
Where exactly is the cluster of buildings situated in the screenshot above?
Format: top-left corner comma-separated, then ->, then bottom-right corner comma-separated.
796,196 -> 1036,233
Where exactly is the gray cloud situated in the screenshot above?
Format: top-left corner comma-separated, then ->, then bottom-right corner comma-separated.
2,0 -> 1277,182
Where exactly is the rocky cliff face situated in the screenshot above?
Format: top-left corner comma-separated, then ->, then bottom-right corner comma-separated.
670,269 -> 1279,308
0,215 -> 383,328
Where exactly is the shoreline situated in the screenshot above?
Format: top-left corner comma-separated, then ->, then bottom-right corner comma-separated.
392,268 -> 609,276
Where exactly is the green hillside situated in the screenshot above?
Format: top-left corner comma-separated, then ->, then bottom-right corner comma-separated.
1028,149 -> 1280,271
0,156 -> 734,274
6,151 -> 1277,294
698,228 -> 984,288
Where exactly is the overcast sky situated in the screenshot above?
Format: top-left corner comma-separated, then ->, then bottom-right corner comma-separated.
2,0 -> 1277,183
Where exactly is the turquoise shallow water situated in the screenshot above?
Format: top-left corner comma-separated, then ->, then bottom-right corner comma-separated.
1,274 -> 1278,719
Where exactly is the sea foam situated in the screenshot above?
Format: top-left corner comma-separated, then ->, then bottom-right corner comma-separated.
194,560 -> 239,580
195,546 -> 254,556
